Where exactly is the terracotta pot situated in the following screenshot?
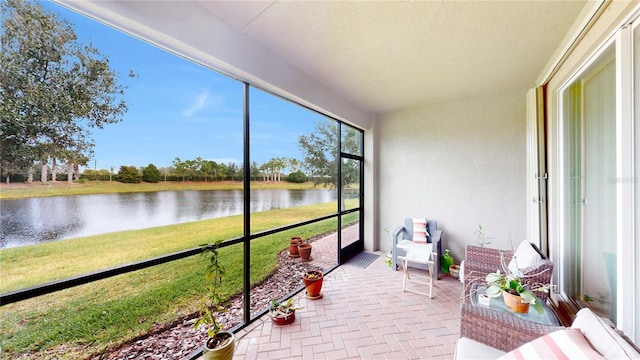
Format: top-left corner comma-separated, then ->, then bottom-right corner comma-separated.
502,291 -> 530,314
298,243 -> 312,262
302,270 -> 323,299
289,237 -> 302,258
271,310 -> 296,325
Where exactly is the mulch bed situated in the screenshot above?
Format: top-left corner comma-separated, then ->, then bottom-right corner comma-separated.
89,245 -> 323,360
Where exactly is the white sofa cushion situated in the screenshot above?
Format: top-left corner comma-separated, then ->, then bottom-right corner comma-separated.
497,329 -> 604,359
571,308 -> 640,359
454,337 -> 506,360
455,308 -> 640,360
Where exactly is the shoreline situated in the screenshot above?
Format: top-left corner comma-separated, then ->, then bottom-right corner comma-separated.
0,180 -> 320,200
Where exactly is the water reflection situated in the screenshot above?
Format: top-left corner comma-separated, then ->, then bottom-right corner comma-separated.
1,189 -> 338,248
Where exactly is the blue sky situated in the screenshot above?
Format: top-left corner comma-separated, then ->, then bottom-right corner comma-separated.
43,1 -> 322,171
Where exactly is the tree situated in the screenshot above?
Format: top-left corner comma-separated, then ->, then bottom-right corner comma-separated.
299,119 -> 360,209
262,159 -> 272,182
159,166 -> 171,182
258,158 -> 287,182
198,158 -> 207,181
227,162 -> 239,181
173,158 -> 187,181
82,168 -> 110,181
142,163 -> 161,183
288,158 -> 301,173
207,160 -> 219,181
273,157 -> 287,182
250,161 -> 260,181
287,170 -> 308,183
0,0 -> 133,183
195,156 -> 207,181
299,119 -> 338,186
116,165 -> 141,183
216,162 -> 228,180
183,159 -> 197,181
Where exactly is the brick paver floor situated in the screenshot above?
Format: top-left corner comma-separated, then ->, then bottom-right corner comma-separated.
233,243 -> 463,360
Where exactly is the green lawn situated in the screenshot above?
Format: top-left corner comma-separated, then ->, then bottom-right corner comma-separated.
0,200 -> 358,359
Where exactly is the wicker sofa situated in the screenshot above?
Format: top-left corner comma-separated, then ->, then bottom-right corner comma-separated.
455,307 -> 640,359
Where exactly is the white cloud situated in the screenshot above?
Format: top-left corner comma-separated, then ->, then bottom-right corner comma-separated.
182,90 -> 223,117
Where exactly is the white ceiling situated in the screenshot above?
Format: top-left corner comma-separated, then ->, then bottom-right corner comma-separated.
56,1 -> 588,118
200,1 -> 587,114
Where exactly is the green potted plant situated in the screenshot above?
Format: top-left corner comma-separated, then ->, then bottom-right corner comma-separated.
269,297 -> 302,325
472,224 -> 492,247
484,253 -> 550,314
193,240 -> 236,360
382,226 -> 393,267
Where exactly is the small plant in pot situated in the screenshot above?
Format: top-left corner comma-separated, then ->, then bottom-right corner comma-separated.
382,226 -> 393,267
484,252 -> 550,314
472,224 -> 493,247
269,298 -> 302,325
302,269 -> 323,300
194,240 -> 235,360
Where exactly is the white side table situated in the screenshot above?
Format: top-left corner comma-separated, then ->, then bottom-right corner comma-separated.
396,240 -> 436,298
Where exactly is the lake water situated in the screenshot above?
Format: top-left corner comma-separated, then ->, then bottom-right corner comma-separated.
0,189 -> 340,249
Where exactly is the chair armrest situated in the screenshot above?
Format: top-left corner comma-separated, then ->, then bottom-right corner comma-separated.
392,226 -> 405,244
431,228 -> 443,245
460,303 -> 565,352
520,259 -> 554,302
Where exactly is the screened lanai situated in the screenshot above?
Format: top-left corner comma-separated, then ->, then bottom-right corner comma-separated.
4,0 -> 640,358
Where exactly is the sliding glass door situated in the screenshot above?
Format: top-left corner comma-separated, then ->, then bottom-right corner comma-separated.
563,44 -> 617,321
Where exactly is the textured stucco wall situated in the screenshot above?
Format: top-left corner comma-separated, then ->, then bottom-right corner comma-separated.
374,86 -> 529,263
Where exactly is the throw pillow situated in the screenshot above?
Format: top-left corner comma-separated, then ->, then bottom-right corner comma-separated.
498,329 -> 604,360
412,218 -> 429,243
508,240 -> 542,275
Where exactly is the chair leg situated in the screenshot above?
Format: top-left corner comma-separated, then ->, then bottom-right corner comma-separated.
401,258 -> 408,291
428,262 -> 434,299
399,257 -> 434,299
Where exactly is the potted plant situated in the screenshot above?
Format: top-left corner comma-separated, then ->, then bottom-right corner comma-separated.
289,236 -> 302,258
472,224 -> 492,247
297,239 -> 312,262
382,226 -> 393,267
302,269 -> 323,299
269,297 -> 302,325
484,253 -> 550,314
193,240 -> 236,360
449,264 -> 461,279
